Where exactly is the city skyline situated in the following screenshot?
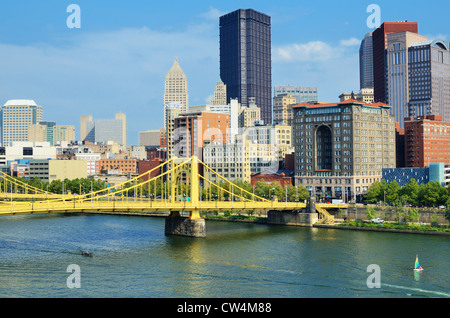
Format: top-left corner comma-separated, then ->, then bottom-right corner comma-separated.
0,1 -> 448,145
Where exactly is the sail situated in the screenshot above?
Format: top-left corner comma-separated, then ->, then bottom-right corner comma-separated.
415,255 -> 422,270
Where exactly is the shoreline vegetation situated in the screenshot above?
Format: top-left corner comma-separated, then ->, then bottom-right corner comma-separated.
201,210 -> 450,236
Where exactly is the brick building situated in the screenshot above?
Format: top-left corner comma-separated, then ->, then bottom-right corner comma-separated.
99,158 -> 136,175
404,115 -> 450,167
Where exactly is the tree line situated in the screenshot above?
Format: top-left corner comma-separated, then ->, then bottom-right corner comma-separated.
364,178 -> 450,207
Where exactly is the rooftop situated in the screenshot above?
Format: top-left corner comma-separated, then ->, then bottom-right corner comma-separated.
292,98 -> 391,109
4,99 -> 38,107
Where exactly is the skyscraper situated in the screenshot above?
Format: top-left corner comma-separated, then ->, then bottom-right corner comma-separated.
359,32 -> 374,89
210,81 -> 227,106
386,31 -> 428,128
0,100 -> 43,146
164,57 -> 188,115
408,40 -> 450,122
81,113 -> 127,147
372,22 -> 419,103
219,9 -> 272,124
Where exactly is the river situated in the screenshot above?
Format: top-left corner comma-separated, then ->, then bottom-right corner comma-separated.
0,213 -> 448,298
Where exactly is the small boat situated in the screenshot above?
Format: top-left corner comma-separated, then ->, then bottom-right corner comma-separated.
414,254 -> 423,272
81,251 -> 92,257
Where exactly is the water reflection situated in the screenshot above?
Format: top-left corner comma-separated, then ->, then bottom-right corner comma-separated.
0,215 -> 448,298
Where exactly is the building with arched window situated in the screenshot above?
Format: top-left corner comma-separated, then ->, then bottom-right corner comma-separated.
292,99 -> 396,201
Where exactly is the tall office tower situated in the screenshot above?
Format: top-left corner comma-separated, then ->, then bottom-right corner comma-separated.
372,22 -> 419,103
386,31 -> 428,128
114,113 -> 127,147
28,121 -> 55,144
0,100 -> 43,146
359,32 -> 374,89
210,81 -> 227,105
80,115 -> 93,141
408,40 -> 450,122
81,113 -> 127,146
220,9 -> 272,124
164,57 -> 188,118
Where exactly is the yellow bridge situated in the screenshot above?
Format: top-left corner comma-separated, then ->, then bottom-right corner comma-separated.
0,156 -> 345,232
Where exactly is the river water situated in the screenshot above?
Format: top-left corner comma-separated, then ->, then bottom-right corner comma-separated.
0,213 -> 448,298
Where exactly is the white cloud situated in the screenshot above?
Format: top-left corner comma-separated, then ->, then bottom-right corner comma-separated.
272,38 -> 360,102
273,41 -> 338,62
339,37 -> 361,47
200,6 -> 225,21
0,17 -> 220,144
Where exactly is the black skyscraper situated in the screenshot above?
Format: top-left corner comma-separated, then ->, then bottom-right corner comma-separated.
219,9 -> 272,124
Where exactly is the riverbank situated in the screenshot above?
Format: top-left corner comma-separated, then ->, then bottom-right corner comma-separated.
315,222 -> 450,236
78,211 -> 450,236
203,214 -> 450,236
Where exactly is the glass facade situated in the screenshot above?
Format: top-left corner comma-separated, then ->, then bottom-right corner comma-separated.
408,41 -> 450,122
219,9 -> 272,124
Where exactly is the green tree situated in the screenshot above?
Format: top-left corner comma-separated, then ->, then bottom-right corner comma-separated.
399,178 -> 419,205
418,181 -> 441,207
365,180 -> 388,203
386,180 -> 400,205
366,207 -> 378,220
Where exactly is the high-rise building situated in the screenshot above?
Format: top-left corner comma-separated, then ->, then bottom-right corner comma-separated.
173,111 -> 229,160
0,100 -> 43,146
273,93 -> 297,126
359,32 -> 374,90
239,99 -> 261,127
407,40 -> 450,122
81,113 -> 126,147
274,86 -> 318,104
210,81 -> 227,106
80,115 -> 92,141
164,57 -> 188,116
292,99 -> 396,199
404,115 -> 450,167
28,122 -> 75,146
203,134 -> 251,183
164,102 -> 183,159
372,22 -> 419,103
219,9 -> 272,124
386,31 -> 428,128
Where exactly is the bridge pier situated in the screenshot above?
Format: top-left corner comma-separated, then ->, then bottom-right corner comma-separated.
267,198 -> 318,227
267,210 -> 318,227
164,211 -> 206,237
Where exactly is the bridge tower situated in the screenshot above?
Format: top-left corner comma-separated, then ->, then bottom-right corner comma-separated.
164,156 -> 206,237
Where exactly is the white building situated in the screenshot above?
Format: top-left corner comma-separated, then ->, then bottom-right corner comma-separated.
75,152 -> 101,176
0,142 -> 56,166
203,134 -> 251,183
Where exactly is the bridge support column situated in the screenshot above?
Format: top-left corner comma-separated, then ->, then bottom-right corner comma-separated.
267,210 -> 318,227
165,211 -> 206,237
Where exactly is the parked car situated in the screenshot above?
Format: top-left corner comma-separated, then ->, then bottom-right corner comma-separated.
371,218 -> 384,224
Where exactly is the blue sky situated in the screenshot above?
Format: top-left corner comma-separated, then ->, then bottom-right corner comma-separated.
0,0 -> 448,145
